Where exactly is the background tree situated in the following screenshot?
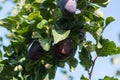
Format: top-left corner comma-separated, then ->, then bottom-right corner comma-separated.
0,0 -> 120,80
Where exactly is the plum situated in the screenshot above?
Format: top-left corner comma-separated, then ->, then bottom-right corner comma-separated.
28,39 -> 44,61
53,38 -> 73,61
60,0 -> 77,16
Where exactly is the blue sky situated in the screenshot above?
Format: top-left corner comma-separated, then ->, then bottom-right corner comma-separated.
0,0 -> 120,80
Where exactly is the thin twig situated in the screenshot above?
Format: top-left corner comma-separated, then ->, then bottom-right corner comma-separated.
89,55 -> 98,80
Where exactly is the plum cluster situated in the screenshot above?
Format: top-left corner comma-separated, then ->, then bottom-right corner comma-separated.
28,0 -> 85,61
28,38 -> 73,61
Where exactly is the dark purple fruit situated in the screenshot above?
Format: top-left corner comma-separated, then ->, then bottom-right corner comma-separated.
60,0 -> 77,16
28,39 -> 44,61
53,38 -> 73,61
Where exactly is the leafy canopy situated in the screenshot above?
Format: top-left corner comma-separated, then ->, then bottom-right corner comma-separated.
0,0 -> 119,80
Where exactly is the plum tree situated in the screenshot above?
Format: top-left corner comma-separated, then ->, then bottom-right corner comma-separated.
0,0 -> 119,80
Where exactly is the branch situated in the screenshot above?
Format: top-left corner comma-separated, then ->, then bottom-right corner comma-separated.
88,55 -> 98,80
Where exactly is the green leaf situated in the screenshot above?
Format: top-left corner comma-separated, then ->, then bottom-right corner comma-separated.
84,20 -> 104,48
84,5 -> 104,22
83,41 -> 95,52
96,39 -> 120,56
0,37 -> 2,41
52,29 -> 70,44
35,0 -> 44,3
0,62 -> 13,79
42,0 -> 57,9
80,75 -> 89,80
99,76 -> 118,80
37,19 -> 48,29
79,46 -> 93,71
6,32 -> 13,39
94,9 -> 104,18
39,38 -> 51,51
93,0 -> 110,7
67,57 -> 78,72
116,70 -> 120,76
34,65 -> 47,80
48,67 -> 56,79
0,37 -> 2,46
18,72 -> 24,80
0,20 -> 3,25
0,50 -> 2,60
0,6 -> 2,10
25,61 -> 34,72
31,31 -> 51,51
3,45 -> 13,57
16,21 -> 30,35
0,64 -> 4,73
28,11 -> 42,20
0,16 -> 19,30
57,62 -> 65,68
105,16 -> 115,27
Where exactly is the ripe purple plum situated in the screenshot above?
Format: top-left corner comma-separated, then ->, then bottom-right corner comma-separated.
60,0 -> 77,16
53,38 -> 73,61
28,39 -> 44,61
